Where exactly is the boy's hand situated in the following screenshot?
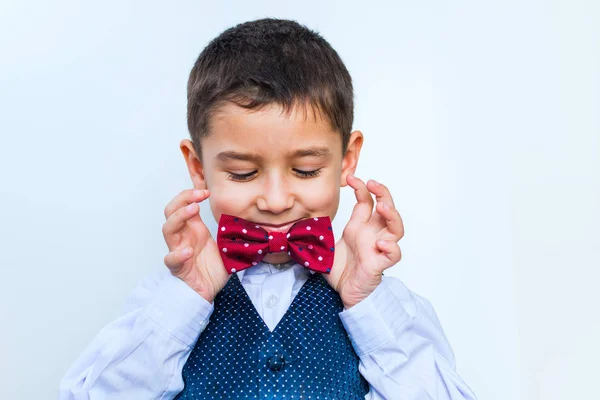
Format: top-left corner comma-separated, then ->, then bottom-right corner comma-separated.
325,175 -> 405,309
162,189 -> 229,303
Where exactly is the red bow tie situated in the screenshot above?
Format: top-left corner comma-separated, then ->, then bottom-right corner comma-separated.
216,214 -> 335,274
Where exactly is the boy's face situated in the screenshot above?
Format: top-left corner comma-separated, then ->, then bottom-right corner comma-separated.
181,102 -> 363,264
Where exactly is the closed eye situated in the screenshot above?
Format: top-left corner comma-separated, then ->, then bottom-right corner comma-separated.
294,168 -> 322,178
227,171 -> 257,181
227,168 -> 322,181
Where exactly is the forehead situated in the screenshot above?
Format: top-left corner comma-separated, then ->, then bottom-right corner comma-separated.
204,102 -> 342,159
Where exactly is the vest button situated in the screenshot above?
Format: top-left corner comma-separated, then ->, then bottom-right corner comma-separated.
266,354 -> 285,372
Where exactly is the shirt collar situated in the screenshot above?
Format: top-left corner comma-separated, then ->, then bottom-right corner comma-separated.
235,261 -> 315,282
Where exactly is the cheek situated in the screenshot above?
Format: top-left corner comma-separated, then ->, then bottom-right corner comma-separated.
207,180 -> 254,219
305,167 -> 342,218
301,182 -> 340,217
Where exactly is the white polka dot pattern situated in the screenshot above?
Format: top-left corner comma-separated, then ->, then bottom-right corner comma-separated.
216,214 -> 336,275
174,274 -> 369,399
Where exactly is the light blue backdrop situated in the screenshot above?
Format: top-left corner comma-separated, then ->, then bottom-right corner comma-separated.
1,1 -> 598,399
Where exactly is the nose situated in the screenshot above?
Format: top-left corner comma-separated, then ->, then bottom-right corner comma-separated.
256,173 -> 295,214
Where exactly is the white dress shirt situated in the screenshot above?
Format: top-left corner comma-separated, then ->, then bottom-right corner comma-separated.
58,262 -> 478,399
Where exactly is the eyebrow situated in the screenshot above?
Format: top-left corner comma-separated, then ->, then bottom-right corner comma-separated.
215,146 -> 332,163
288,146 -> 331,158
216,151 -> 262,163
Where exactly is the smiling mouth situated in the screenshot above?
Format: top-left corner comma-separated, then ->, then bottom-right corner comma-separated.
253,218 -> 303,233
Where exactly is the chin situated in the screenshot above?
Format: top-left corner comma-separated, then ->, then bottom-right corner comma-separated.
263,252 -> 292,264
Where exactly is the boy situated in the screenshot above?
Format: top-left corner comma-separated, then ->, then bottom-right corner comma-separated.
59,18 -> 477,399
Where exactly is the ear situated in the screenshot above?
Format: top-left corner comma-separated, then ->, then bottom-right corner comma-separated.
340,130 -> 364,187
180,139 -> 208,190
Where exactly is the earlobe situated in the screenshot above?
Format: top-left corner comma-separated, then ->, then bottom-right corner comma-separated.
340,130 -> 364,187
180,139 -> 208,190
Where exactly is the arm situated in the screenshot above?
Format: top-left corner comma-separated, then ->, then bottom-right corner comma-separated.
339,277 -> 478,400
58,270 -> 213,400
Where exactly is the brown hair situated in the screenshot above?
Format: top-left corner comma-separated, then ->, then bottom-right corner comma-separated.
186,18 -> 354,159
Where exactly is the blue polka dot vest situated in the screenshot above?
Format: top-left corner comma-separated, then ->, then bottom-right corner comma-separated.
174,272 -> 370,399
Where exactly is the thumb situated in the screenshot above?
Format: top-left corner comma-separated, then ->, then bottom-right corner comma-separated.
375,240 -> 402,268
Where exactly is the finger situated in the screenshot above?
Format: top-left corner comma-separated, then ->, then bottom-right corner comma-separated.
376,240 -> 402,266
164,189 -> 210,219
375,201 -> 405,240
163,201 -> 199,239
346,174 -> 374,224
366,180 -> 395,209
162,195 -> 210,250
368,180 -> 402,237
164,247 -> 193,273
363,180 -> 392,230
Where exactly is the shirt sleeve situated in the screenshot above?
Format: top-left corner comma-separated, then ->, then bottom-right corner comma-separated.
338,277 -> 478,400
58,270 -> 214,400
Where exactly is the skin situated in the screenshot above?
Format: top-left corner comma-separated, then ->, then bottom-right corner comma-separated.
162,102 -> 405,308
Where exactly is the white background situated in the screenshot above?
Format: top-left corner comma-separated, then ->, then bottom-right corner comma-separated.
1,1 -> 598,399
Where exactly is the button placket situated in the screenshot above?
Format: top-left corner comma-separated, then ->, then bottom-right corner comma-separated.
260,262 -> 297,331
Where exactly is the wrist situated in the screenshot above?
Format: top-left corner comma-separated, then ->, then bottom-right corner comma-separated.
341,293 -> 366,310
341,277 -> 382,310
343,301 -> 356,310
192,285 -> 215,303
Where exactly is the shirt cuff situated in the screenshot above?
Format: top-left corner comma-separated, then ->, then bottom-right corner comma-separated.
144,272 -> 214,348
338,278 -> 413,356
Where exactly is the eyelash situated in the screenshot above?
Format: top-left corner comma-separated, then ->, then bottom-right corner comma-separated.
227,169 -> 322,181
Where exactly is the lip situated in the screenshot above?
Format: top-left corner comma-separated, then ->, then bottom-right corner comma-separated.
253,218 -> 303,233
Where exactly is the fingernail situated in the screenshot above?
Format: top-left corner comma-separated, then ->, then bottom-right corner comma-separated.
193,189 -> 203,197
182,247 -> 192,256
382,202 -> 389,210
186,203 -> 195,212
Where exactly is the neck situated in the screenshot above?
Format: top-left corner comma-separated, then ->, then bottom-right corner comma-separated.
265,259 -> 297,270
